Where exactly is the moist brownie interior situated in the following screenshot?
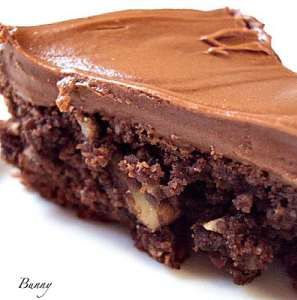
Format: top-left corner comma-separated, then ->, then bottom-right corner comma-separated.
0,8 -> 297,287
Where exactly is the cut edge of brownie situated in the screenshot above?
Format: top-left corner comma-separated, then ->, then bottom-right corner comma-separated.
1,87 -> 296,287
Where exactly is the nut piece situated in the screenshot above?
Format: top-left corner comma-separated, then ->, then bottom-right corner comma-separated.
131,191 -> 160,231
6,121 -> 20,135
202,217 -> 225,234
75,113 -> 98,141
129,190 -> 179,232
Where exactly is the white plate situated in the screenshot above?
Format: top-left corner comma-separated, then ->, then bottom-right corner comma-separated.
1,1 -> 297,299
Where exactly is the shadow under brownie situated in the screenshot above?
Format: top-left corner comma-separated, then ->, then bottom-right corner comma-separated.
0,8 -> 296,287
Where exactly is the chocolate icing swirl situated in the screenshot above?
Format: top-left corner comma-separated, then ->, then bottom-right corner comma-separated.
200,28 -> 276,57
200,10 -> 278,58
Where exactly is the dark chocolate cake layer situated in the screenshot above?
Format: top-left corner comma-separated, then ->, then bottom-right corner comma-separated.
0,9 -> 297,286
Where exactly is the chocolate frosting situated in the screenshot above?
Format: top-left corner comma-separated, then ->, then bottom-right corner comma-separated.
1,8 -> 297,185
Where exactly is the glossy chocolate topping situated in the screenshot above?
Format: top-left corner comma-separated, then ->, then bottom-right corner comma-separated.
1,9 -> 297,184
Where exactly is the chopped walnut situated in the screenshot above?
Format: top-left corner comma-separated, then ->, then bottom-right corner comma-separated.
202,217 -> 225,234
130,191 -> 159,231
6,121 -> 20,135
74,112 -> 98,141
128,190 -> 179,232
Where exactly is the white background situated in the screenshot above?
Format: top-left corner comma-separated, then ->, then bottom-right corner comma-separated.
0,1 -> 296,299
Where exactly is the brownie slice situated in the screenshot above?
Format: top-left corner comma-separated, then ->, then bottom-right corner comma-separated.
0,8 -> 297,286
